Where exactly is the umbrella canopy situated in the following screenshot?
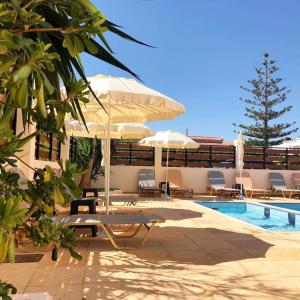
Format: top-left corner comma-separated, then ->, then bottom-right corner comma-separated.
65,120 -> 154,139
76,74 -> 185,124
139,131 -> 199,149
236,132 -> 244,199
139,131 -> 199,197
66,75 -> 184,212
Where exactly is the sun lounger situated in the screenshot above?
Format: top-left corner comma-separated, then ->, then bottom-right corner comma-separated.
292,173 -> 300,190
53,213 -> 165,250
82,188 -> 139,206
269,173 -> 299,198
138,169 -> 160,197
167,169 -> 193,198
97,195 -> 139,206
235,172 -> 270,198
208,171 -> 239,197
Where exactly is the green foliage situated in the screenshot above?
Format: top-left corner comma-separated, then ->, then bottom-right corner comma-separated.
0,195 -> 27,263
0,280 -> 17,300
0,0 -> 144,135
72,137 -> 104,181
28,218 -> 82,261
234,52 -> 298,147
0,0 -> 145,294
0,132 -> 36,166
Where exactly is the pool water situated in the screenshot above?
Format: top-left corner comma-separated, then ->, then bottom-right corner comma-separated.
195,201 -> 300,231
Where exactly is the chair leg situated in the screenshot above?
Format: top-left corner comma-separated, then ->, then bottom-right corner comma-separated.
98,223 -> 156,250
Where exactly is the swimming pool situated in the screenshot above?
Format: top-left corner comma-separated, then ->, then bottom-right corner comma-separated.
195,201 -> 300,231
262,202 -> 300,212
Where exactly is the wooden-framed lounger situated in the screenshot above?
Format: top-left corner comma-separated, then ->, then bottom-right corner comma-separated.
269,172 -> 299,199
137,169 -> 161,197
53,214 -> 165,250
235,172 -> 271,198
167,169 -> 193,198
207,171 -> 239,197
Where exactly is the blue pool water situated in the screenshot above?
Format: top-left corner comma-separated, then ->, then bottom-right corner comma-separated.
263,202 -> 300,212
195,201 -> 300,231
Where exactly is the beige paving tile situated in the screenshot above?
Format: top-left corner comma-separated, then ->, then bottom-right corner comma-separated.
82,278 -> 217,300
1,262 -> 39,269
38,248 -> 88,267
0,266 -> 36,290
25,285 -> 83,300
3,198 -> 300,299
28,266 -> 85,287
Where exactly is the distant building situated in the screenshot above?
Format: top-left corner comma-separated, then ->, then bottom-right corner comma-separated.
188,136 -> 234,146
272,138 -> 300,149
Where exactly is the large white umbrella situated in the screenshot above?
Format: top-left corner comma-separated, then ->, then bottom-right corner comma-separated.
139,131 -> 199,198
236,132 -> 244,199
66,75 -> 185,212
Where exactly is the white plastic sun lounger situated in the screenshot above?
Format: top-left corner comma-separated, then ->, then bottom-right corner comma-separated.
269,173 -> 299,199
208,171 -> 239,197
235,172 -> 270,198
53,214 -> 165,250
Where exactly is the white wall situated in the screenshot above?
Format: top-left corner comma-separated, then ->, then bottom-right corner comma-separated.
89,165 -> 155,192
87,165 -> 300,194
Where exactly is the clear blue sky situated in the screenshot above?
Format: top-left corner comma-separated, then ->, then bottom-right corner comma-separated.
82,0 -> 300,141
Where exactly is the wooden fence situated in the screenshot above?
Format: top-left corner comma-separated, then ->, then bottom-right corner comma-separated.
244,147 -> 300,170
162,146 -> 236,168
69,139 -> 300,170
110,141 -> 155,166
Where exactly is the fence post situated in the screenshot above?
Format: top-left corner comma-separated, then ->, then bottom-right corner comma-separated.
209,146 -> 212,168
263,147 -> 266,169
129,142 -> 132,165
285,148 -> 289,170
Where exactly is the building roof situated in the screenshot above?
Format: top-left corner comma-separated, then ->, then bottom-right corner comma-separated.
188,136 -> 234,146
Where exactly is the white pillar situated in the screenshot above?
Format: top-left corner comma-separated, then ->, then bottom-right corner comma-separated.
154,147 -> 162,186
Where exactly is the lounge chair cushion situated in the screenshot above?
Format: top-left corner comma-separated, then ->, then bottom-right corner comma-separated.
55,214 -> 164,225
138,169 -> 157,188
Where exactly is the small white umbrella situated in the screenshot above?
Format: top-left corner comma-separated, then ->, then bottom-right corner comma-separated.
66,75 -> 185,213
65,121 -> 154,139
139,131 -> 199,198
236,132 -> 244,199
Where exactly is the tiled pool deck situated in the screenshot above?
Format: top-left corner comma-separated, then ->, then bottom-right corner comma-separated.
2,197 -> 300,299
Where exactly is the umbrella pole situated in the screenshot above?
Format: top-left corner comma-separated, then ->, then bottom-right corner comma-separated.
105,113 -> 111,215
239,155 -> 243,200
164,147 -> 169,199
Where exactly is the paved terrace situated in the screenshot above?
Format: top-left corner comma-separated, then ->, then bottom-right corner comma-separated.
2,197 -> 300,299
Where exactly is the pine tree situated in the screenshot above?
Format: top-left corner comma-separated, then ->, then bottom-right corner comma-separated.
234,52 -> 298,147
